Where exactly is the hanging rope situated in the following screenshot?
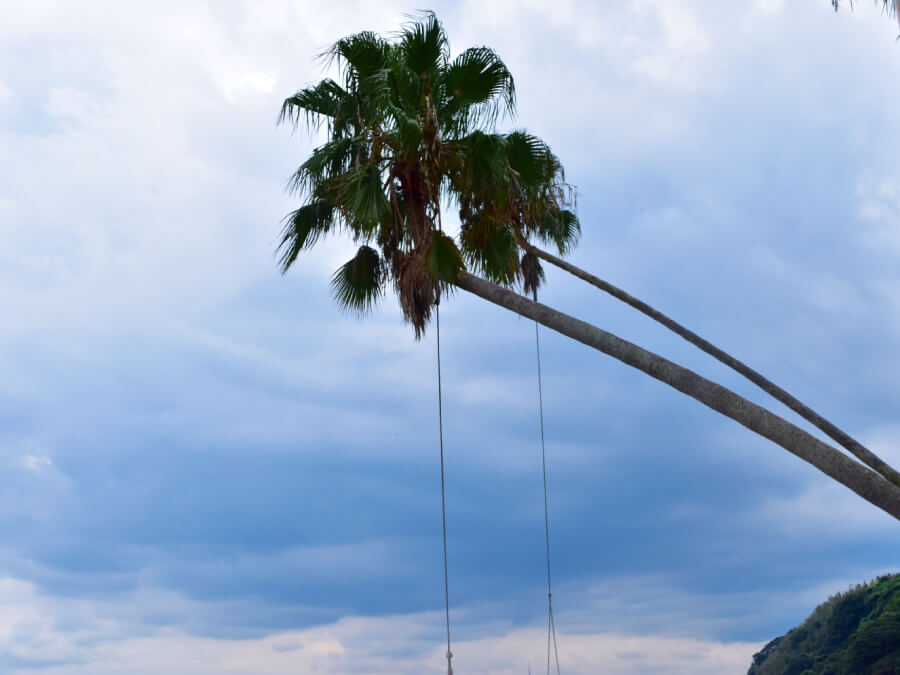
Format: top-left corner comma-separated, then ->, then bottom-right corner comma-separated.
436,303 -> 453,675
534,315 -> 561,675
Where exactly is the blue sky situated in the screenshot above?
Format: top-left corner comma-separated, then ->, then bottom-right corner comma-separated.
1,1 -> 899,673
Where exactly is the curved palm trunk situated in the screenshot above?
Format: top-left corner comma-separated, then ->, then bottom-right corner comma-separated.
524,243 -> 900,489
454,271 -> 900,522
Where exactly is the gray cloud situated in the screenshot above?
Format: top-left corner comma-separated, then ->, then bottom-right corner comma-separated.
1,1 -> 899,672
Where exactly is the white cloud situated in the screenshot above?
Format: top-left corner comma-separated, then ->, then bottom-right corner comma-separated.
21,454 -> 53,472
858,176 -> 900,256
220,68 -> 277,102
756,0 -> 786,15
630,1 -> 711,89
0,1 -> 420,347
10,626 -> 760,675
0,575 -> 760,674
2,3 -> 900,674
748,478 -> 900,538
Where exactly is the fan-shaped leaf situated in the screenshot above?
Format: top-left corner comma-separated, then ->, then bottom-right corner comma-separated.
426,230 -> 464,284
277,200 -> 335,272
506,131 -> 557,188
446,131 -> 509,205
538,208 -> 580,254
330,245 -> 384,313
334,165 -> 390,231
324,32 -> 391,84
441,46 -> 515,131
400,11 -> 448,85
460,215 -> 519,285
278,79 -> 349,130
286,137 -> 356,196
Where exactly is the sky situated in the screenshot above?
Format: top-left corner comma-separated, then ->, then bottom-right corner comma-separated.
1,1 -> 899,673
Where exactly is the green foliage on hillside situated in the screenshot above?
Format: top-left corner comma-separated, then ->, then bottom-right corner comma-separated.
749,574 -> 900,675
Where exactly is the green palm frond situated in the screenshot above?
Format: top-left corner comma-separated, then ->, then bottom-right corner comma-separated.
286,137 -> 356,196
332,165 -> 391,233
278,200 -> 335,272
440,47 -> 516,132
322,32 -> 396,129
279,14 -> 580,338
426,231 -> 464,285
279,79 -> 349,131
400,11 -> 449,85
449,131 -> 565,229
323,31 -> 391,86
506,131 -> 558,188
384,107 -> 422,157
384,48 -> 423,114
460,214 -> 520,285
449,131 -> 508,191
536,208 -> 580,255
331,245 -> 385,313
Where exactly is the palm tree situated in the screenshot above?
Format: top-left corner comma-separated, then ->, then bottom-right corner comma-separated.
277,13 -> 900,521
519,243 -> 900,488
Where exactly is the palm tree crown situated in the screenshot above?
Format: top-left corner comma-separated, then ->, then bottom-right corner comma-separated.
275,11 -> 900,524
278,12 -> 579,336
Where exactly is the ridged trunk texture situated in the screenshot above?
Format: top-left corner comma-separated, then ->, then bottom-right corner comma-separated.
454,271 -> 900,522
526,243 -> 900,488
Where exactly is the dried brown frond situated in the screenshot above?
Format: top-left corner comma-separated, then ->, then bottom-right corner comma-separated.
394,247 -> 438,338
520,250 -> 545,300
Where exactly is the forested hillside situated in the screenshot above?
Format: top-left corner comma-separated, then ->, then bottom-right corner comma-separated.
749,574 -> 900,674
